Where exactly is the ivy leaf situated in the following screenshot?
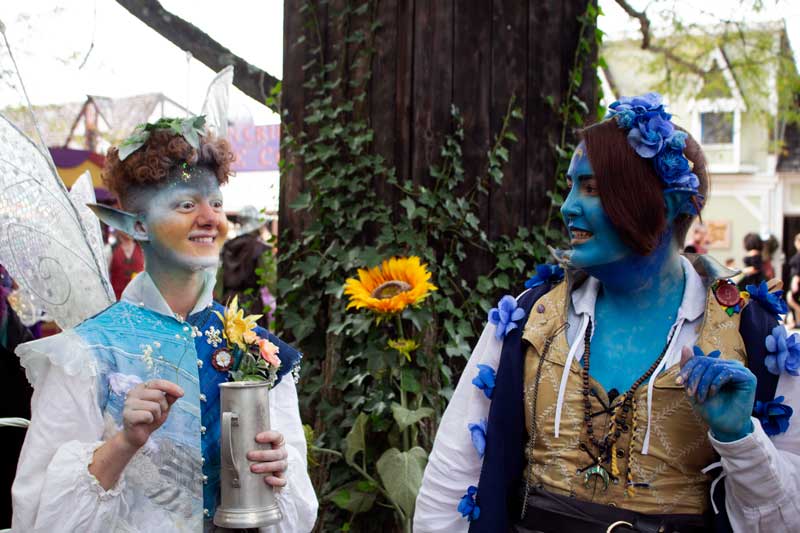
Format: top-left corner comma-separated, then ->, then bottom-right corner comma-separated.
344,412 -> 369,465
289,192 -> 312,210
376,447 -> 428,518
399,197 -> 416,219
400,368 -> 421,393
329,481 -> 377,514
391,403 -> 434,432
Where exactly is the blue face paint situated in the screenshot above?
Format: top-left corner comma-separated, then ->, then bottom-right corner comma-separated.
130,166 -> 229,273
560,142 -> 633,270
560,143 -> 687,394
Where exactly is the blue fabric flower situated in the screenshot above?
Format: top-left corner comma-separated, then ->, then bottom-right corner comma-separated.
468,419 -> 488,458
488,295 -> 526,340
655,147 -> 691,182
753,395 -> 793,436
663,172 -> 699,192
764,325 -> 800,376
606,92 -> 700,202
611,92 -> 664,114
627,114 -> 675,158
524,264 -> 564,289
613,108 -> 637,129
747,281 -> 788,318
457,486 -> 480,521
472,364 -> 496,399
666,130 -> 688,150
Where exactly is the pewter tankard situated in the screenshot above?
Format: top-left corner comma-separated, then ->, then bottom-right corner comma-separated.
214,381 -> 282,529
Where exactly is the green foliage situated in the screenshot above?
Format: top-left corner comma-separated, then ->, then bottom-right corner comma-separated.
273,1 -> 599,531
375,447 -> 428,518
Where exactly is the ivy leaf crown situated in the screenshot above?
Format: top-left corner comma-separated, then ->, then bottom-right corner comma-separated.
118,115 -> 207,161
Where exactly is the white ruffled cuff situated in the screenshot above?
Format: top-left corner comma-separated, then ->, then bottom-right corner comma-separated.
84,440 -> 126,500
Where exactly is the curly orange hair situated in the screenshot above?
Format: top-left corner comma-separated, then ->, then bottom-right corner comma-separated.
103,128 -> 235,207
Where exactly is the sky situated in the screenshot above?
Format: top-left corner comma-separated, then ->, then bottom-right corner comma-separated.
1,0 -> 800,126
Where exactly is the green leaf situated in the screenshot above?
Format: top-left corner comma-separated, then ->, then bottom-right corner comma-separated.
329,481 -> 377,513
376,447 -> 428,518
391,403 -> 434,432
289,192 -> 311,210
344,412 -> 369,465
400,368 -> 421,393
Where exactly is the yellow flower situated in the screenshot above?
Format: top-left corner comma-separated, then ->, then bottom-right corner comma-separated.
243,329 -> 259,345
388,338 -> 420,361
213,295 -> 262,351
343,256 -> 437,314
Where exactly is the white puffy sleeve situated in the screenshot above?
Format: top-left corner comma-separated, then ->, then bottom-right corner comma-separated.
413,322 -> 503,533
264,375 -> 319,533
712,371 -> 800,532
12,332 -> 129,533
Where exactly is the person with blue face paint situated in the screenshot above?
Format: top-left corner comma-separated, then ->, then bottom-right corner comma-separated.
415,93 -> 800,533
11,119 -> 318,532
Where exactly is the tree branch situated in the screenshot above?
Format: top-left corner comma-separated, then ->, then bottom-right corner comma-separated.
613,0 -> 707,76
115,0 -> 280,112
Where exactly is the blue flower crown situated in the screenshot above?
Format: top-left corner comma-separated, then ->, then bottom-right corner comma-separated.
605,92 -> 702,211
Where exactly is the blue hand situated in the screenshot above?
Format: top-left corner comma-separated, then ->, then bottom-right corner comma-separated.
678,346 -> 756,442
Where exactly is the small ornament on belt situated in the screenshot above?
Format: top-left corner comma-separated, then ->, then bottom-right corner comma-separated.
211,348 -> 234,372
583,463 -> 610,490
713,279 -> 746,316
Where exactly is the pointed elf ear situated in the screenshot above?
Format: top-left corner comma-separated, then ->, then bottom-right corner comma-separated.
87,203 -> 149,242
663,189 -> 697,223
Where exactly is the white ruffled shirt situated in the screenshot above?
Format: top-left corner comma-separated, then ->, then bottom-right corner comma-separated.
414,258 -> 800,532
12,272 -> 318,532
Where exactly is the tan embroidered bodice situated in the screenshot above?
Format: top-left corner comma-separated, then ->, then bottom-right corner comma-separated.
522,278 -> 747,515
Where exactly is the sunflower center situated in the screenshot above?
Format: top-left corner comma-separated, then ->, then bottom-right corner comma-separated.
371,280 -> 412,299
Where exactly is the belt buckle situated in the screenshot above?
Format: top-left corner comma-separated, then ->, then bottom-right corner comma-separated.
606,520 -> 633,533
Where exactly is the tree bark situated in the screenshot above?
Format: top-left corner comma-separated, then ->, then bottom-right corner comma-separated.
115,0 -> 281,112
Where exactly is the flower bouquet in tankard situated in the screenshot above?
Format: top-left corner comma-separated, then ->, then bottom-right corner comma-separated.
211,297 -> 284,529
212,296 -> 282,385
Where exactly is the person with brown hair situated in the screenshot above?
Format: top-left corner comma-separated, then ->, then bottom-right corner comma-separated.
415,93 -> 799,533
11,117 -> 318,532
738,232 -> 765,291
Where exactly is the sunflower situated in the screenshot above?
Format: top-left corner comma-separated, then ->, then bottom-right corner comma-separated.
213,295 -> 262,351
343,256 -> 437,314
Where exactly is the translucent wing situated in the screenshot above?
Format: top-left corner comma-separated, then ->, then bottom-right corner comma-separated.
201,65 -> 234,139
0,114 -> 114,329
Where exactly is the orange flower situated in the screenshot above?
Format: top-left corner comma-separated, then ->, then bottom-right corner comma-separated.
343,256 -> 437,314
258,338 -> 281,368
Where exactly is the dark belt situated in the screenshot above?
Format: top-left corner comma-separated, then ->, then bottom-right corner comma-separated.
512,486 -> 710,533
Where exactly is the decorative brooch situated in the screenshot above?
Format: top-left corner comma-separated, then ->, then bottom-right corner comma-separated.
211,348 -> 234,372
713,279 -> 747,316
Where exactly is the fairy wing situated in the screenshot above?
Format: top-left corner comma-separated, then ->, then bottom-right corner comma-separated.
0,114 -> 114,329
201,65 -> 234,139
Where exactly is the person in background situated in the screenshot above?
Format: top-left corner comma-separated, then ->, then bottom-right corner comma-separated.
684,222 -> 709,254
0,265 -> 33,528
762,234 -> 779,281
738,232 -> 765,290
217,205 -> 274,327
108,229 -> 144,300
787,233 -> 800,329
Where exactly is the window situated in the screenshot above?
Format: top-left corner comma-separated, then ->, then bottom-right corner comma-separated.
700,112 -> 734,144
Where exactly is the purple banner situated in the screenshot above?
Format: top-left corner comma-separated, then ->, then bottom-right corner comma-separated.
227,125 -> 280,172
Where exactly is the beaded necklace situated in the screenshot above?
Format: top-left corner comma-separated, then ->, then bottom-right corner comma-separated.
578,318 -> 673,491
